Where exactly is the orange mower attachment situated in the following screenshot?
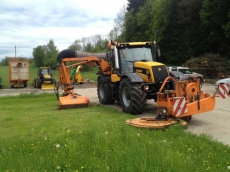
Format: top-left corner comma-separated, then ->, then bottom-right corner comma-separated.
54,82 -> 89,110
58,93 -> 89,110
125,117 -> 188,129
125,76 -> 221,129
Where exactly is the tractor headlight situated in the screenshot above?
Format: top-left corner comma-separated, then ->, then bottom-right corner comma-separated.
160,108 -> 167,114
141,85 -> 151,91
143,85 -> 149,91
157,107 -> 168,116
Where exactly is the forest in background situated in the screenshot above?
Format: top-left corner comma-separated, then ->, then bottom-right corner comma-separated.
1,0 -> 230,71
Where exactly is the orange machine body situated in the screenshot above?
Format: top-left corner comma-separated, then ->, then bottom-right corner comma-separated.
56,55 -> 111,110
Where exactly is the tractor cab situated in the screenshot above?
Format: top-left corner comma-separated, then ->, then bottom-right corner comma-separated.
38,67 -> 53,78
118,45 -> 153,73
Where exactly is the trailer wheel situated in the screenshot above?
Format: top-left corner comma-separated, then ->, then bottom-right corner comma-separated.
33,79 -> 37,88
97,77 -> 114,104
119,78 -> 147,115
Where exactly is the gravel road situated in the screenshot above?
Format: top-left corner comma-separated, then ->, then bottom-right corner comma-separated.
0,83 -> 229,145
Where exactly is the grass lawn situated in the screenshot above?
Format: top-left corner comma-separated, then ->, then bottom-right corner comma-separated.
0,93 -> 230,171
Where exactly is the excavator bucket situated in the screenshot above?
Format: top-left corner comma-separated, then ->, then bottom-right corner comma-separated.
41,84 -> 55,89
58,94 -> 89,110
125,117 -> 187,129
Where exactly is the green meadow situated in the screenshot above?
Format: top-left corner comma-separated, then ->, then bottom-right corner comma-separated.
0,93 -> 229,171
0,63 -> 230,171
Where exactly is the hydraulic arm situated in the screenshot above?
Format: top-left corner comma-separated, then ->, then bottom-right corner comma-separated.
55,50 -> 111,109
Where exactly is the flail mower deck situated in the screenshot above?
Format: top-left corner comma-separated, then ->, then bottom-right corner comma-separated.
125,117 -> 187,129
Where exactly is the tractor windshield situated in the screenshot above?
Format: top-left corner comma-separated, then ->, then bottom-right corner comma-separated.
42,69 -> 49,74
119,47 -> 153,73
178,68 -> 193,74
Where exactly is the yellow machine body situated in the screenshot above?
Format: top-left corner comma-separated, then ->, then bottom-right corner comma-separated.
70,65 -> 84,85
55,41 -> 221,129
33,67 -> 55,89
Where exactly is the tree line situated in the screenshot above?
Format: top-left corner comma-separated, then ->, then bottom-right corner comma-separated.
33,0 -> 230,67
1,0 -> 229,67
121,0 -> 230,64
33,35 -> 111,69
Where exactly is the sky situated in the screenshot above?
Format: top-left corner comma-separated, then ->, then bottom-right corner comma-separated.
0,0 -> 127,61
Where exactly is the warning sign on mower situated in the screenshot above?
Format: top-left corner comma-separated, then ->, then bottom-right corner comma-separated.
218,84 -> 230,99
173,97 -> 188,117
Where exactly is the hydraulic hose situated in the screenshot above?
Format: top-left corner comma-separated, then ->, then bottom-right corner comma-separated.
57,49 -> 75,66
57,49 -> 107,66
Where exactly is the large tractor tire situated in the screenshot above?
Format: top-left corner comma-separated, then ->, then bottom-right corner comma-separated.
97,77 -> 115,104
51,78 -> 56,84
119,78 -> 147,115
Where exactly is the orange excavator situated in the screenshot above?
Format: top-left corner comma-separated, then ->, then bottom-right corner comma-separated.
55,41 -> 229,128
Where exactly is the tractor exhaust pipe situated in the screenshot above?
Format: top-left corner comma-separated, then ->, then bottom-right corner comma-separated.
57,49 -> 107,66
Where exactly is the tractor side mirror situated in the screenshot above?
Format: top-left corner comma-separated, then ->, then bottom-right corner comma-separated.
157,48 -> 161,58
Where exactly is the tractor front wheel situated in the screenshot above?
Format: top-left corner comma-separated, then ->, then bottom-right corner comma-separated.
119,78 -> 147,115
36,79 -> 42,89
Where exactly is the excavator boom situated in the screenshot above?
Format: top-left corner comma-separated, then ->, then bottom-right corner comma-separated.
55,50 -> 111,110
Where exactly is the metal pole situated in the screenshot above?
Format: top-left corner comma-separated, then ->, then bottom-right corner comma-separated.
153,30 -> 158,61
15,46 -> 16,60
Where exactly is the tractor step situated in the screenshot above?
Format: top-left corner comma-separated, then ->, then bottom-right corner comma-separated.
42,84 -> 55,89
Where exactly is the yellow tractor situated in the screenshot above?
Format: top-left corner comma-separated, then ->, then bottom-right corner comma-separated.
33,67 -> 56,89
55,41 -> 227,128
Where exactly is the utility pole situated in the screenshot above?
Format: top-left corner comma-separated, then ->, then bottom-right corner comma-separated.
153,30 -> 158,61
15,45 -> 16,60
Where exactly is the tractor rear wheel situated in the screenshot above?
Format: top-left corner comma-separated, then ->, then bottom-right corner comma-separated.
119,78 -> 147,115
97,77 -> 115,104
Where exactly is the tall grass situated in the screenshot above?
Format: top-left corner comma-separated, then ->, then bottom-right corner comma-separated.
0,93 -> 229,171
